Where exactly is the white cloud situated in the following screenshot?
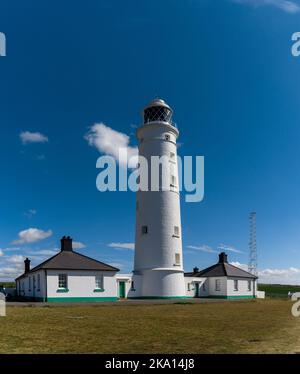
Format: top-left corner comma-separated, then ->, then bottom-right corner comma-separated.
12,228 -> 53,245
27,249 -> 58,256
6,255 -> 25,264
230,261 -> 300,285
232,0 -> 300,13
24,209 -> 37,219
0,247 -> 20,252
108,242 -> 135,250
85,123 -> 138,167
186,245 -> 218,254
72,241 -> 86,249
230,261 -> 249,271
20,131 -> 49,145
0,266 -> 22,281
218,243 -> 245,254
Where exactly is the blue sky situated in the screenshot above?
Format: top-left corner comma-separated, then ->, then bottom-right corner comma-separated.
1,0 -> 300,283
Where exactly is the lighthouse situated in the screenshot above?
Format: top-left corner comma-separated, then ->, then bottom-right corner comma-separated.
131,99 -> 186,298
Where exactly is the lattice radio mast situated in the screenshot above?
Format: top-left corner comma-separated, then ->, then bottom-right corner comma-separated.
248,212 -> 258,276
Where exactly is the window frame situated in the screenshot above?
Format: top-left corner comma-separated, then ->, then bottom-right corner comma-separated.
58,273 -> 68,289
175,253 -> 181,266
173,226 -> 180,237
141,225 -> 148,234
215,279 -> 221,291
248,280 -> 252,291
95,275 -> 104,290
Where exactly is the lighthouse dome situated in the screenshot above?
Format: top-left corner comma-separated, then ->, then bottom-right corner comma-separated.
143,98 -> 173,125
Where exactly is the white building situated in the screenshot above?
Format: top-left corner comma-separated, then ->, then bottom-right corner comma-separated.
184,252 -> 258,299
15,236 -> 120,302
14,99 -> 263,302
129,99 -> 186,299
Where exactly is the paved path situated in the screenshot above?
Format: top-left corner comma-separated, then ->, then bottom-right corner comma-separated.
6,298 -> 252,307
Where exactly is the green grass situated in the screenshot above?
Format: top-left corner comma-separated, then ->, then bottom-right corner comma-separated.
258,283 -> 300,298
0,283 -> 15,288
0,299 -> 300,353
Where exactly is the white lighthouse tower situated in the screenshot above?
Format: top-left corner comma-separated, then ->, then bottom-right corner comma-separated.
131,99 -> 186,298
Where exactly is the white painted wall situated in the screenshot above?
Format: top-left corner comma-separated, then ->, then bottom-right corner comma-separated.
226,278 -> 256,297
17,270 -> 46,300
207,277 -> 228,297
46,270 -> 118,299
133,113 -> 185,298
184,277 -> 208,298
116,274 -> 132,298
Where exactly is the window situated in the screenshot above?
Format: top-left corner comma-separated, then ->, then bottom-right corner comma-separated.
131,281 -> 135,291
234,279 -> 238,291
171,175 -> 177,186
248,280 -> 252,291
29,277 -> 31,291
187,283 -> 191,291
215,279 -> 221,291
170,152 -> 175,160
95,275 -> 104,290
58,274 -> 68,289
165,135 -> 170,141
175,253 -> 181,265
37,274 -> 40,290
174,226 -> 180,237
202,282 -> 206,292
142,225 -> 148,234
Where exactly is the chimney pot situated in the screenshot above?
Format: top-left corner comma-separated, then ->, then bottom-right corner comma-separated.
61,236 -> 73,251
24,258 -> 31,273
193,267 -> 199,273
218,252 -> 228,263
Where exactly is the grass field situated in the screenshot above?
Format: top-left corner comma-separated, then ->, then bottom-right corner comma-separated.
258,284 -> 300,298
0,299 -> 299,353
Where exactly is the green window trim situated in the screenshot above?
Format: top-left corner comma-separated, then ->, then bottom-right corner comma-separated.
93,288 -> 105,293
56,288 -> 69,293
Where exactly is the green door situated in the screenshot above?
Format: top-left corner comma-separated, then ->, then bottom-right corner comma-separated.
195,283 -> 200,298
119,281 -> 126,298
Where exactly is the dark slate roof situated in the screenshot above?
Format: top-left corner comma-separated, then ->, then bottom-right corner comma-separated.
185,252 -> 257,279
16,240 -> 119,281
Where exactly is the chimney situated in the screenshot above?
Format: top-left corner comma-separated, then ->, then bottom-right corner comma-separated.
24,258 -> 31,273
218,252 -> 228,263
193,267 -> 199,273
61,236 -> 73,251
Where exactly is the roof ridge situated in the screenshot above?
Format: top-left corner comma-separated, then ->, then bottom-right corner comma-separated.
71,250 -> 119,271
225,262 -> 256,277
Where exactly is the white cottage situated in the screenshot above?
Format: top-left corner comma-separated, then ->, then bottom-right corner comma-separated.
15,236 -> 120,302
184,252 -> 258,299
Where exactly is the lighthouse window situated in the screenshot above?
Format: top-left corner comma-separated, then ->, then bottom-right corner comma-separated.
170,152 -> 175,160
175,253 -> 181,265
142,226 -> 148,234
174,226 -> 180,237
171,175 -> 177,186
165,135 -> 170,141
